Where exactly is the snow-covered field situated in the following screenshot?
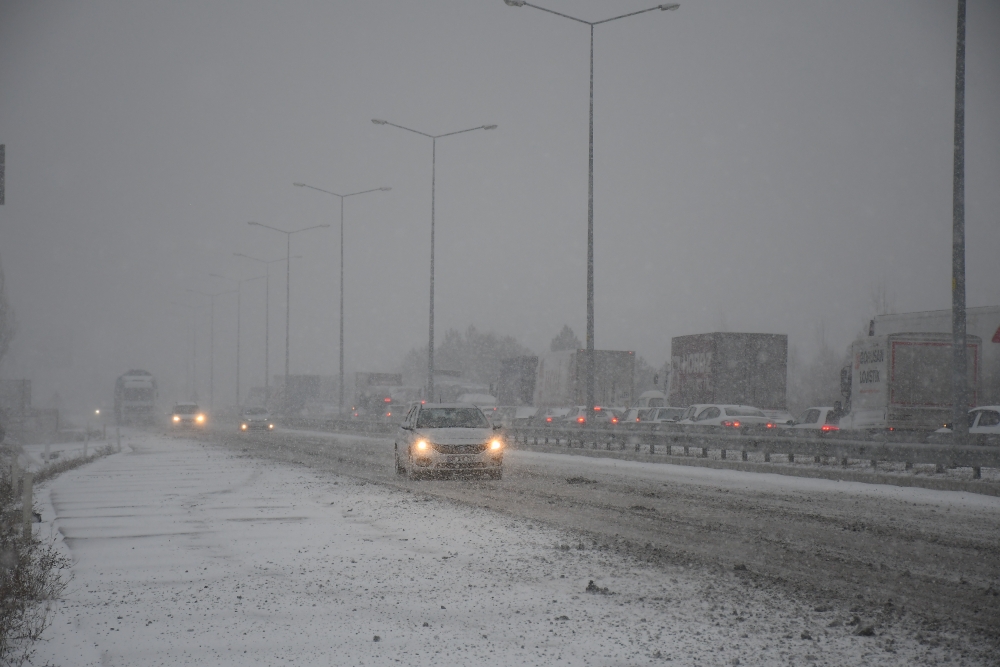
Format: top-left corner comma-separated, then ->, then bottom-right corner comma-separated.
30,433 -> 987,666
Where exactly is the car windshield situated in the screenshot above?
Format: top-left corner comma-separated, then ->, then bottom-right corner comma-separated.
416,408 -> 489,429
173,405 -> 199,414
724,407 -> 766,418
243,407 -> 268,415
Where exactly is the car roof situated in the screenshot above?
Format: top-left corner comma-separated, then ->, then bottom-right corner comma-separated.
417,403 -> 481,409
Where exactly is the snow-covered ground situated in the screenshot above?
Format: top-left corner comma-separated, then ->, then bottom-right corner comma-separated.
30,433 -> 987,666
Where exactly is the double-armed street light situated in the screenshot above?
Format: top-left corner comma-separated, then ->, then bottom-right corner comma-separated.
186,287 -> 237,410
293,183 -> 391,413
503,0 -> 678,418
371,118 -> 497,400
247,222 -> 330,407
210,273 -> 265,408
234,253 -> 301,405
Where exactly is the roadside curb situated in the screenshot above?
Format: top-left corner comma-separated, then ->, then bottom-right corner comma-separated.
510,442 -> 1000,497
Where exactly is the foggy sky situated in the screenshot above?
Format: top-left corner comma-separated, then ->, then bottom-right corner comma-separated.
1,0 -> 998,412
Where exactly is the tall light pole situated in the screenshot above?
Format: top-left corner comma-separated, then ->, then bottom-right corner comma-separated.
371,118 -> 497,401
169,301 -> 201,401
503,0 -> 678,417
951,0 -> 968,447
234,253 -> 299,405
293,182 -> 391,412
247,222 -> 329,410
211,273 -> 265,408
187,287 -> 237,410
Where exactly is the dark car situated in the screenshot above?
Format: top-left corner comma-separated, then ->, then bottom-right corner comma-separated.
239,407 -> 274,433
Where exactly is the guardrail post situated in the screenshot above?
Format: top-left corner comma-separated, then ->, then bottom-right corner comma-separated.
720,449 -> 726,460
972,466 -> 981,479
871,459 -> 877,469
936,463 -> 945,473
741,450 -> 748,461
905,461 -> 913,470
21,472 -> 33,540
116,426 -> 121,452
83,438 -> 87,458
44,442 -> 50,462
841,457 -> 849,467
814,455 -> 821,464
683,446 -> 689,456
649,441 -> 655,455
764,451 -> 770,462
788,453 -> 794,463
701,447 -> 708,458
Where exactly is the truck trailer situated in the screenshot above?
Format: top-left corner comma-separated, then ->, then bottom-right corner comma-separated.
114,370 -> 157,425
841,332 -> 981,431
668,332 -> 788,410
533,350 -> 635,408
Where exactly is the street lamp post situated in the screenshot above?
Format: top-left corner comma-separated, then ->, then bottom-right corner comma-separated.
211,273 -> 265,408
169,301 -> 201,401
951,0 -> 968,448
371,118 -> 497,401
503,0 -> 678,417
293,182 -> 391,412
234,253 -> 299,406
247,222 -> 329,411
187,287 -> 237,410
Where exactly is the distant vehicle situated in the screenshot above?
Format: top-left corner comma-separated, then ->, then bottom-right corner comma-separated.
491,406 -> 538,428
621,408 -> 648,423
936,406 -> 1000,435
631,390 -> 666,409
394,403 -> 504,480
239,406 -> 275,433
642,407 -> 686,423
115,370 -> 157,425
763,409 -> 795,426
534,349 -> 636,408
840,332 -> 981,432
787,407 -> 841,432
534,407 -> 572,425
669,333 -> 788,411
678,404 -> 775,433
170,403 -> 206,429
562,406 -> 621,426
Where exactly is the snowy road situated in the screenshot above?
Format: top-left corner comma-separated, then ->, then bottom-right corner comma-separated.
31,432 -> 997,666
213,428 -> 1000,636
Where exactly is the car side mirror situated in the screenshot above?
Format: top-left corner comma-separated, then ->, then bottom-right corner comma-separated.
401,424 -> 412,431
787,420 -> 795,425
492,422 -> 502,430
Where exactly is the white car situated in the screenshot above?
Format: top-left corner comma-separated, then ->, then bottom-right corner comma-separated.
678,404 -> 776,433
394,403 -> 504,480
935,406 -> 1000,434
641,407 -> 687,423
787,407 -> 841,432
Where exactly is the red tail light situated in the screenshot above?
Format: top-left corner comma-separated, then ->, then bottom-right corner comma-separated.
577,416 -> 585,423
820,424 -> 839,432
721,420 -> 742,428
546,417 -> 553,423
766,422 -> 775,429
593,406 -> 601,411
384,397 -> 392,403
611,417 -> 618,424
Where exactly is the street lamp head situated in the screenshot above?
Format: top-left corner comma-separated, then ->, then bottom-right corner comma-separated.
371,119 -> 388,125
293,182 -> 306,187
659,3 -> 680,10
483,124 -> 498,130
504,0 -> 526,6
379,187 -> 392,191
248,221 -> 261,226
319,224 -> 331,228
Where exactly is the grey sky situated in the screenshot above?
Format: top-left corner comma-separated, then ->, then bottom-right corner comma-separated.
1,0 -> 998,410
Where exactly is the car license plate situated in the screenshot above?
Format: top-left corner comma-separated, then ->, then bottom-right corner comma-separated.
447,455 -> 472,464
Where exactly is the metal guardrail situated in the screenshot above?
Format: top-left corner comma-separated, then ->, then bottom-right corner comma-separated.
280,417 -> 395,437
507,425 -> 1000,479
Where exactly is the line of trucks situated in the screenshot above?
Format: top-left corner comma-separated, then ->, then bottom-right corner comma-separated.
363,306 -> 1000,435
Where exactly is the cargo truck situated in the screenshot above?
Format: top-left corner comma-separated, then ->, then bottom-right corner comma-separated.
533,349 -> 635,408
114,370 -> 157,425
872,306 -> 1000,405
668,333 -> 788,410
840,332 -> 981,432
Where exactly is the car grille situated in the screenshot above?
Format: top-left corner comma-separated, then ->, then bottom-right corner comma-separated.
431,443 -> 487,454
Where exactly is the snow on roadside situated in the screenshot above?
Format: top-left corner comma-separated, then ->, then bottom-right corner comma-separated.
29,433 -> 980,666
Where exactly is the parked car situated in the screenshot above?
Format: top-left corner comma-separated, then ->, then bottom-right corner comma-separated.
621,408 -> 650,424
678,404 -> 776,433
239,406 -> 275,433
394,403 -> 504,480
170,403 -> 206,429
642,407 -> 686,423
631,390 -> 666,409
787,407 -> 841,432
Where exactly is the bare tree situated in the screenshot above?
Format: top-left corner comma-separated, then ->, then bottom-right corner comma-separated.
549,325 -> 581,352
0,255 -> 15,366
869,278 -> 897,318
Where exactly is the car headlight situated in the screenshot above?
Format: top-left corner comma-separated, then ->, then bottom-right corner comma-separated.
241,423 -> 247,430
415,440 -> 429,452
196,414 -> 205,423
268,423 -> 274,429
173,415 -> 180,422
490,439 -> 503,451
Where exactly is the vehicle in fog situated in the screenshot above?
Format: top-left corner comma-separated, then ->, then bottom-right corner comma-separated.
668,333 -> 788,411
239,406 -> 275,433
394,404 -> 504,479
170,403 -> 206,428
678,404 -> 776,433
489,406 -> 538,428
631,390 -> 666,408
936,406 -> 1000,435
534,406 -> 572,425
534,349 -> 635,408
840,332 -> 981,432
115,370 -> 157,425
641,406 -> 686,423
786,406 -> 841,432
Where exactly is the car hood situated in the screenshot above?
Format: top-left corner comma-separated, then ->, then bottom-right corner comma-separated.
414,428 -> 492,445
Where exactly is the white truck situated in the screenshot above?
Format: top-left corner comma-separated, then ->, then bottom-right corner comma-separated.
841,332 -> 981,432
